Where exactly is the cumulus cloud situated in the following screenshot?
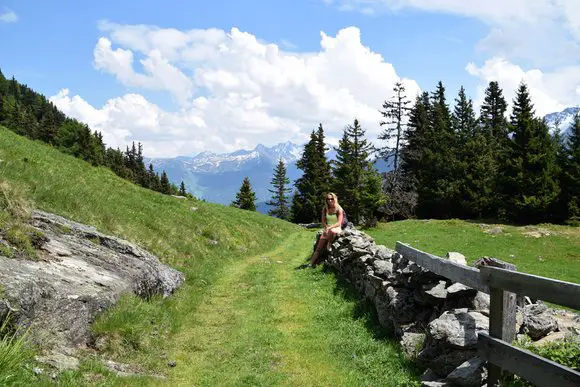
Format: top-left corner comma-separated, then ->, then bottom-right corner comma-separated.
465,58 -> 580,116
53,24 -> 420,157
325,0 -> 580,119
0,9 -> 18,23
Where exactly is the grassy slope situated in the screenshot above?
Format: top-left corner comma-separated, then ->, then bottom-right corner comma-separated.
365,219 -> 580,284
0,127 -> 420,386
0,126 -> 297,380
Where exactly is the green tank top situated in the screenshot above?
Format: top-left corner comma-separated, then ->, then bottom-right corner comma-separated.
325,208 -> 339,225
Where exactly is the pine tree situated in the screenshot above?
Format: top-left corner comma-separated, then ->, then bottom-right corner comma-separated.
378,81 -> 412,172
178,181 -> 187,196
416,81 -> 457,218
266,158 -> 291,220
479,81 -> 509,218
452,86 -> 494,218
160,171 -> 171,195
561,112 -> 580,222
502,82 -> 560,223
332,118 -> 384,225
232,176 -> 257,211
291,125 -> 332,223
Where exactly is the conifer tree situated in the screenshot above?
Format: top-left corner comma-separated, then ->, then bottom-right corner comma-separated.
291,125 -> 332,223
332,118 -> 385,224
452,86 -> 494,218
561,112 -> 580,222
232,176 -> 257,211
160,171 -> 171,195
502,82 -> 559,223
479,81 -> 509,218
378,81 -> 412,172
179,181 -> 187,196
266,158 -> 291,220
416,81 -> 457,218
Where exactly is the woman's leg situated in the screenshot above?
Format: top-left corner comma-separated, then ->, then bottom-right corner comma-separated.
311,231 -> 328,266
326,227 -> 341,250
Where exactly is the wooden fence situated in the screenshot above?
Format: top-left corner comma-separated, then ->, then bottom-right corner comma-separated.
395,241 -> 580,387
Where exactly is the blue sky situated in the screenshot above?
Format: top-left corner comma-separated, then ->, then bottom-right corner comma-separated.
1,0 -> 579,157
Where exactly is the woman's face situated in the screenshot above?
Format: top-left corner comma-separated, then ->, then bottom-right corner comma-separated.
326,196 -> 335,206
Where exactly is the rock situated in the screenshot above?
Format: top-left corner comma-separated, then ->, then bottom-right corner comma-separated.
0,210 -> 185,353
415,281 -> 448,305
471,292 -> 490,312
35,351 -> 80,371
372,245 -> 395,261
428,310 -> 489,348
521,303 -> 558,340
386,286 -> 418,324
445,252 -> 467,266
446,283 -> 476,298
421,381 -> 452,387
426,348 -> 478,377
400,332 -> 426,358
421,368 -> 440,382
33,367 -> 43,375
190,206 -> 198,211
485,227 -> 503,235
167,361 -> 177,367
373,260 -> 393,277
446,356 -> 487,387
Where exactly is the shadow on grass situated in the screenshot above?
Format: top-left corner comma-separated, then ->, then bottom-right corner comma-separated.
319,261 -> 424,378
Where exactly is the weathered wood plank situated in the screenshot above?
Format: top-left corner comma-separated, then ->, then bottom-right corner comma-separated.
487,260 -> 518,386
479,266 -> 580,310
478,333 -> 580,387
395,242 -> 489,293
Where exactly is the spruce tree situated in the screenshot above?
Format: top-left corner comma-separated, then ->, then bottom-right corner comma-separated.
502,82 -> 560,223
160,171 -> 171,195
479,81 -> 509,218
266,158 -> 291,220
332,118 -> 385,224
378,81 -> 412,172
452,86 -> 494,218
291,125 -> 332,223
179,181 -> 187,196
562,112 -> 580,222
232,176 -> 257,211
416,81 -> 457,218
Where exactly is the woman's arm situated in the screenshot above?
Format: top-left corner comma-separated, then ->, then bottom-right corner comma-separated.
321,208 -> 327,228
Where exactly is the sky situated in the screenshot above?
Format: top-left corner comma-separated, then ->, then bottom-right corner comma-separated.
1,0 -> 579,158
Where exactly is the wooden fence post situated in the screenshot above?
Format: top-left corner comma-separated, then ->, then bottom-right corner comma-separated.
478,258 -> 518,386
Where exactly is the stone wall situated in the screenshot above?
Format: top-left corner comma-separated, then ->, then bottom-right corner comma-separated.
316,225 -> 579,387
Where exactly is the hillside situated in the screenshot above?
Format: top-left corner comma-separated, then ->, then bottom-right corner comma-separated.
0,128 -> 422,386
0,126 -> 298,381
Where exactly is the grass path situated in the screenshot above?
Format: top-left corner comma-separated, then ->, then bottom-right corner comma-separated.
156,232 -> 419,387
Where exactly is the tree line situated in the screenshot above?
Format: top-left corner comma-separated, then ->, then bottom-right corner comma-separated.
239,80 -> 580,227
0,69 -> 193,198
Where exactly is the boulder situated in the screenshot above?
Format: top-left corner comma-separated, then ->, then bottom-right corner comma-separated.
400,332 -> 426,358
428,309 -> 489,348
521,303 -> 558,340
446,356 -> 487,387
445,252 -> 467,266
0,210 -> 184,352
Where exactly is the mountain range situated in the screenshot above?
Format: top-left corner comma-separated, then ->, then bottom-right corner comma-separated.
146,107 -> 578,214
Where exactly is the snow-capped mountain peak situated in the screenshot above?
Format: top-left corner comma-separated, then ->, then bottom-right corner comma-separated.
544,107 -> 579,133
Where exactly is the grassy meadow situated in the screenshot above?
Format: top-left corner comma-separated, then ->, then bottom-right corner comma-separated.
0,126 -> 578,386
365,219 -> 580,285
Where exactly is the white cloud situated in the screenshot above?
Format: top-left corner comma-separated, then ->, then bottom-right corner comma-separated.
0,9 -> 18,23
324,0 -> 580,66
465,58 -> 580,116
53,25 -> 420,157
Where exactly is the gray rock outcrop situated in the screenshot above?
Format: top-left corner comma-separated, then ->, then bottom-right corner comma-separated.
0,210 -> 184,353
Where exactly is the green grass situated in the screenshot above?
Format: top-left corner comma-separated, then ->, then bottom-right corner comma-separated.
365,218 -> 580,284
0,127 -> 420,385
0,126 -> 299,382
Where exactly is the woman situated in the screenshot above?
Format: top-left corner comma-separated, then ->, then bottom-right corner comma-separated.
310,192 -> 344,267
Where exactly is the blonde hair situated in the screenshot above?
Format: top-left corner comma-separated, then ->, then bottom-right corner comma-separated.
324,192 -> 341,214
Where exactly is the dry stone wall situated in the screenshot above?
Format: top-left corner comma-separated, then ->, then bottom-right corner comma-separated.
316,225 -> 579,387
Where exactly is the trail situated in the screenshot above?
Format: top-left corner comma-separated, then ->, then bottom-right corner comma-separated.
157,231 -> 419,386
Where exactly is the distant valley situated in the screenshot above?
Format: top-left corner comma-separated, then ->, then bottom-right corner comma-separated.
146,107 -> 578,214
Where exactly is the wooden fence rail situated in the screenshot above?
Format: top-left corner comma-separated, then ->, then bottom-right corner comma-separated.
395,241 -> 580,387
